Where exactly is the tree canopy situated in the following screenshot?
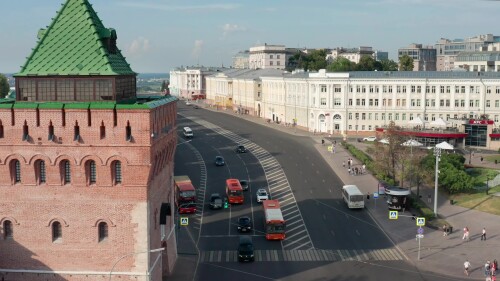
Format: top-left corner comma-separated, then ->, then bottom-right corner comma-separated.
380,59 -> 399,71
0,74 -> 9,98
326,57 -> 355,72
288,50 -> 328,71
399,55 -> 414,71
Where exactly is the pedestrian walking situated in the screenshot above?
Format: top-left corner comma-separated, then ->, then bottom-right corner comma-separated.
486,261 -> 492,277
362,164 -> 366,174
427,194 -> 432,203
481,156 -> 484,163
442,224 -> 448,236
464,260 -> 471,276
348,168 -> 351,175
481,227 -> 487,241
463,227 -> 469,240
322,139 -> 325,146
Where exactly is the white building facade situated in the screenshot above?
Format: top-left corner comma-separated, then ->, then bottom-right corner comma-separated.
169,67 -> 230,100
249,44 -> 288,70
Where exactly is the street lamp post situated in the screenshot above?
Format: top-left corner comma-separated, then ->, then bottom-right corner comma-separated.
355,117 -> 359,141
433,147 -> 442,217
109,247 -> 164,281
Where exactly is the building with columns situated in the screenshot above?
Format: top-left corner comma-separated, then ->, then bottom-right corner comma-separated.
205,69 -> 500,150
0,0 -> 178,280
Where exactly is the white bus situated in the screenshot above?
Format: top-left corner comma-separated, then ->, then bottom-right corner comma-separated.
342,185 -> 365,209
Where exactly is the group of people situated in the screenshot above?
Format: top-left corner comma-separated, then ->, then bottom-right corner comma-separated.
460,226 -> 487,242
464,259 -> 498,279
343,158 -> 366,176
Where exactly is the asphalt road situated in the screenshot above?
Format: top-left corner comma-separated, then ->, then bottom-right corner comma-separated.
172,103 -> 456,281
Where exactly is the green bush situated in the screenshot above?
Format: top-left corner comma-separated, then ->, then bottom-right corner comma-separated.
420,207 -> 436,220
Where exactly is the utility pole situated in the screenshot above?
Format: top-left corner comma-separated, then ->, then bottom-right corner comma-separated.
433,147 -> 442,217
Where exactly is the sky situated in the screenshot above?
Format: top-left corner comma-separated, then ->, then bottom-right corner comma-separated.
1,0 -> 500,73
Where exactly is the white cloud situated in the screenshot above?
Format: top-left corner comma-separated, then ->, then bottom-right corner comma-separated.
192,40 -> 204,59
222,24 -> 246,37
119,2 -> 239,12
126,37 -> 151,56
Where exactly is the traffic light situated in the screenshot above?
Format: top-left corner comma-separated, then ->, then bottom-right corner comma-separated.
224,198 -> 229,209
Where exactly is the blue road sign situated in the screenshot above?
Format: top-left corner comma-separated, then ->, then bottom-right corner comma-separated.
418,227 -> 424,234
373,192 -> 379,199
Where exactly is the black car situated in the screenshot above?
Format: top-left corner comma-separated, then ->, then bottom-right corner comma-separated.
193,105 -> 199,109
238,235 -> 254,262
209,193 -> 223,210
235,145 -> 247,153
239,180 -> 249,191
215,156 -> 225,166
237,216 -> 252,232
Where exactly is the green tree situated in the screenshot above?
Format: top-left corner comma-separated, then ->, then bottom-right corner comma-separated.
355,56 -> 383,71
327,57 -> 355,72
0,74 -> 10,98
371,121 -> 407,183
399,55 -> 414,71
380,59 -> 399,71
307,49 -> 328,71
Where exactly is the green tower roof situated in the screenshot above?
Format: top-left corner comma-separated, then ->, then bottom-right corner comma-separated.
16,0 -> 136,77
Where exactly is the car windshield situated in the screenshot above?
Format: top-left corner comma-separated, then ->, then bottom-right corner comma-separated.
239,146 -> 245,149
266,223 -> 285,233
180,191 -> 196,198
258,191 -> 267,196
229,190 -> 243,196
216,157 -> 223,161
239,217 -> 250,224
239,244 -> 253,254
213,199 -> 222,204
240,180 -> 248,186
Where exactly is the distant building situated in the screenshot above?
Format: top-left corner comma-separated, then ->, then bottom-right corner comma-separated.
398,44 -> 437,71
169,66 -> 232,99
454,43 -> 500,72
248,44 -> 301,70
327,47 -> 388,64
232,50 -> 250,69
435,34 -> 500,71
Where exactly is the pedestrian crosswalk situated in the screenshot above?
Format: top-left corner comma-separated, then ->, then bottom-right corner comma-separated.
199,248 -> 404,263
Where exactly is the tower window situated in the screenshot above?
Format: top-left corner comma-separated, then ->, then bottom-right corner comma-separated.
38,160 -> 46,184
0,120 -> 4,138
74,121 -> 80,141
23,121 -> 29,141
100,121 -> 106,139
48,121 -> 54,141
3,220 -> 13,239
62,160 -> 71,184
87,160 -> 97,185
11,160 -> 21,184
126,121 -> 132,141
52,221 -> 62,242
98,222 -> 108,242
113,161 -> 122,185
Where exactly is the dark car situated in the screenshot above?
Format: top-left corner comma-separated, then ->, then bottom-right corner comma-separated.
237,216 -> 252,232
239,179 -> 249,191
193,105 -> 199,109
209,193 -> 223,210
215,156 -> 225,166
238,236 -> 254,262
236,145 -> 247,153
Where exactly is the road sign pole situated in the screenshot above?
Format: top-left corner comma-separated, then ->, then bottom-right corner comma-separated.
418,236 -> 421,260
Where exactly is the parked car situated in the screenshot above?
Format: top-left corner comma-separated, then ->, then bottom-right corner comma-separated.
237,236 -> 254,262
236,145 -> 247,153
237,216 -> 252,232
256,188 -> 269,203
193,105 -> 199,109
215,156 -> 225,166
239,179 -> 249,191
363,136 -> 377,142
185,101 -> 192,106
209,193 -> 223,210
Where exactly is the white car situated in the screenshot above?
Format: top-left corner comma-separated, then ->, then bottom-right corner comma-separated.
185,101 -> 192,106
363,136 -> 377,142
256,188 -> 269,203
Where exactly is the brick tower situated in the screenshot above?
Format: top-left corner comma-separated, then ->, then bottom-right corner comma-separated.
0,0 -> 178,280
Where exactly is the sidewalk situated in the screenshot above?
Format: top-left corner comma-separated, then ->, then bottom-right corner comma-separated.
178,104 -> 500,280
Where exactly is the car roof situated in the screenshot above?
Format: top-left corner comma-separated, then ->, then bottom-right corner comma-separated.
257,188 -> 267,192
239,216 -> 250,220
211,193 -> 220,197
239,235 -> 252,244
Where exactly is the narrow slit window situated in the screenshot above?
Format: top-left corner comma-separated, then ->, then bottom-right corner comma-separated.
23,121 -> 29,141
113,108 -> 117,127
36,108 -> 40,127
63,160 -> 71,184
13,160 -> 21,183
74,121 -> 80,141
100,121 -> 105,139
89,160 -> 96,185
52,221 -> 62,242
126,121 -> 132,141
39,160 -> 46,184
114,161 -> 122,184
0,121 -> 4,138
98,222 -> 108,242
48,121 -> 54,141
87,108 -> 92,126
3,220 -> 13,239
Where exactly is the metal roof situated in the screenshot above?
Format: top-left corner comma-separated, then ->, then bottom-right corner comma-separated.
16,0 -> 135,77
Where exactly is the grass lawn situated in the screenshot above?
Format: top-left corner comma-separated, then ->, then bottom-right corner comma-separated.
485,154 -> 500,163
450,185 -> 500,216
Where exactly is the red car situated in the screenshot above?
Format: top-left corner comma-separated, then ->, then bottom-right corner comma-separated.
178,202 -> 197,214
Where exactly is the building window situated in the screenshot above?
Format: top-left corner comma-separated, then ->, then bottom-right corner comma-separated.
22,121 -> 29,141
52,221 -> 62,242
320,98 -> 326,105
74,121 -> 80,141
100,121 -> 106,139
87,160 -> 97,185
320,85 -> 327,93
98,222 -> 108,242
3,220 -> 13,239
11,160 -> 21,184
38,160 -> 46,184
113,161 -> 122,185
62,160 -> 71,184
486,100 -> 491,107
126,121 -> 132,141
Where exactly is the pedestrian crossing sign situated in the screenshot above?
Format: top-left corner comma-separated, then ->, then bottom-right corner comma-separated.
180,217 -> 189,226
389,211 -> 398,220
416,217 -> 425,226
327,145 -> 333,152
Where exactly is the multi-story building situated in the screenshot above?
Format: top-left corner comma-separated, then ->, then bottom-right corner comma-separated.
204,69 -> 283,115
0,0 -> 178,280
454,43 -> 500,72
205,69 -> 500,150
327,47 -> 387,64
248,44 -> 299,70
169,66 -> 230,100
435,34 -> 500,71
398,44 -> 437,71
232,50 -> 250,69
